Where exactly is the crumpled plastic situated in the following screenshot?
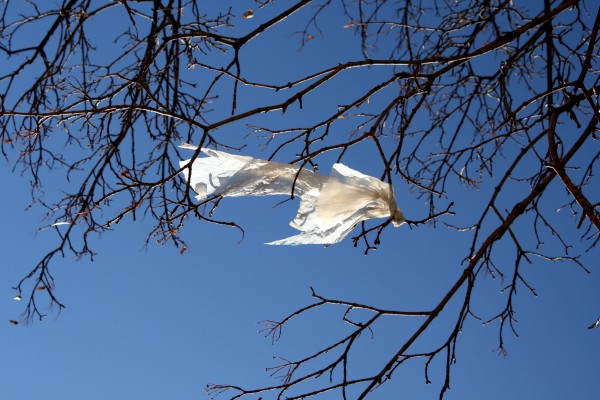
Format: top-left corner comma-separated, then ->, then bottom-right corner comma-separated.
179,145 -> 405,245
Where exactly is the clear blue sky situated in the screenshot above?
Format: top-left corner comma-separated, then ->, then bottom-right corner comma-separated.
1,1 -> 599,399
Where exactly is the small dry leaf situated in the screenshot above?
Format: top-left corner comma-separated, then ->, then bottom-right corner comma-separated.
75,10 -> 89,20
3,139 -> 13,143
242,10 -> 254,19
13,295 -> 21,301
121,170 -> 129,176
180,246 -> 188,255
9,320 -> 18,325
36,286 -> 47,291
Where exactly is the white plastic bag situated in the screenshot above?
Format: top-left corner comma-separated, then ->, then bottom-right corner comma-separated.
179,145 -> 405,245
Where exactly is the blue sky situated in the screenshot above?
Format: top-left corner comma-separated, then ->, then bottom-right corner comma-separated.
1,1 -> 599,399
2,161 -> 598,399
3,154 -> 599,400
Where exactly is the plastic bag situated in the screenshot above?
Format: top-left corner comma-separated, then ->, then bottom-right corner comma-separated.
179,145 -> 405,245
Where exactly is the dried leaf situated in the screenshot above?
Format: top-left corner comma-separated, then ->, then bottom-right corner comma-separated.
242,10 -> 254,19
9,320 -> 18,325
13,295 -> 21,301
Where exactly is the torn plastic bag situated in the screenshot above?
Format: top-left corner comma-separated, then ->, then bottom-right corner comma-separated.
179,145 -> 405,245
